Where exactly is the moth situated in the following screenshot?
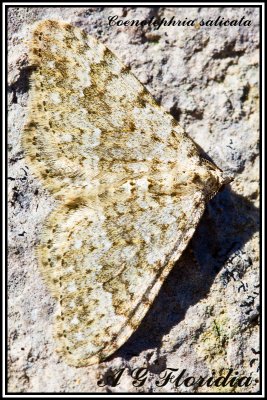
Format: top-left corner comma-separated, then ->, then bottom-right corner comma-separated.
22,20 -> 231,366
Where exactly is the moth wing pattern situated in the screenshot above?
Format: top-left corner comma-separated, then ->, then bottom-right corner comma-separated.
23,20 -> 227,366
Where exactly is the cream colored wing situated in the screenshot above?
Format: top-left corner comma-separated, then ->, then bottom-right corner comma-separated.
38,182 -> 205,367
23,20 -> 227,366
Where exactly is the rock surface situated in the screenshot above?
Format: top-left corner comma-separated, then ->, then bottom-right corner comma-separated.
8,6 -> 260,393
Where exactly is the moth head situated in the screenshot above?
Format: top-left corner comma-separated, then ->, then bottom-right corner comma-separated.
195,158 -> 234,202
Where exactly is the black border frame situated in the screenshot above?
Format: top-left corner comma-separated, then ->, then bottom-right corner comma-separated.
4,1 -> 263,397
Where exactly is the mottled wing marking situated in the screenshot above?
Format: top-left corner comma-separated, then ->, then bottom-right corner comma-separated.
23,20 -> 227,366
